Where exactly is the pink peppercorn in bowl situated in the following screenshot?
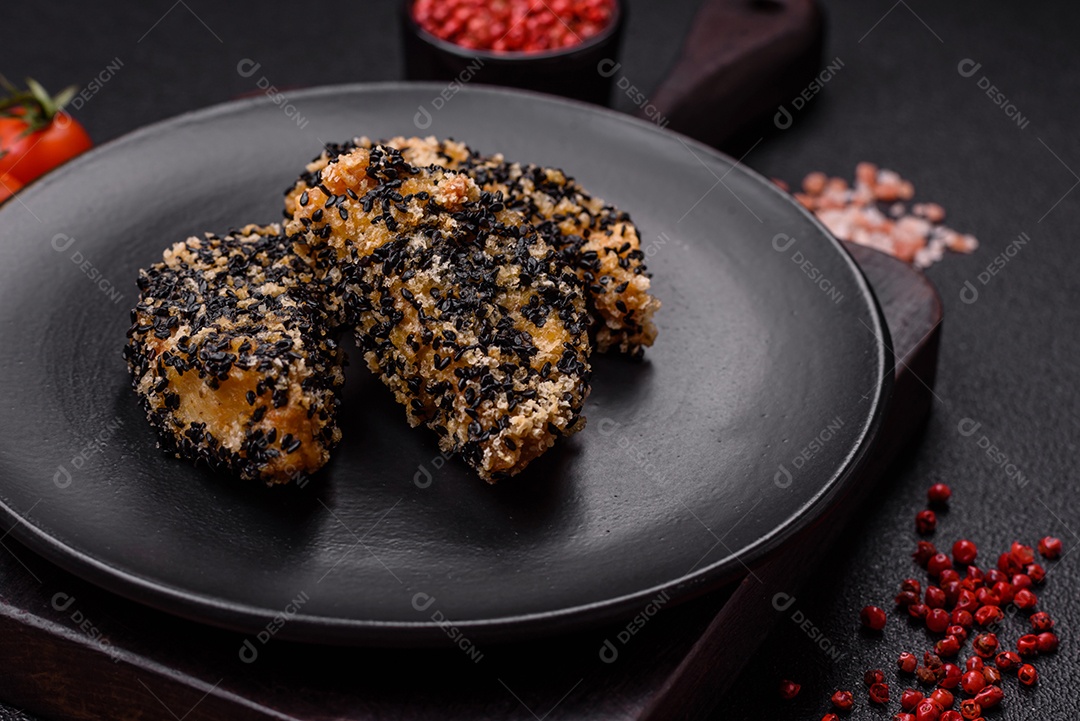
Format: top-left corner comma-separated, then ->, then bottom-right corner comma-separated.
402,0 -> 626,105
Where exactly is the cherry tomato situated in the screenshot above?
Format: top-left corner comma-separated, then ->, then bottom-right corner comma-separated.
0,78 -> 93,184
0,172 -> 23,204
0,112 -> 92,183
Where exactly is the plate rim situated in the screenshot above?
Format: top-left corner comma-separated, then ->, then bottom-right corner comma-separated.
0,81 -> 894,645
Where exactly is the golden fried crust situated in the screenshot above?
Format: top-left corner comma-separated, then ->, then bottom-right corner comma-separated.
285,146 -> 591,481
124,225 -> 344,484
285,136 -> 660,355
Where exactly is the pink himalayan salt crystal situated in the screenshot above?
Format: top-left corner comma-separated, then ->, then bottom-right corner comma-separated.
781,165 -> 978,269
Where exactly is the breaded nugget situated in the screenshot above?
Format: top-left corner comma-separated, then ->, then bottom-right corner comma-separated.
285,136 -> 660,356
285,146 -> 591,481
124,224 -> 344,484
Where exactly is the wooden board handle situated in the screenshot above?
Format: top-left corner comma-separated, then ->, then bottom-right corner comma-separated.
647,0 -> 824,149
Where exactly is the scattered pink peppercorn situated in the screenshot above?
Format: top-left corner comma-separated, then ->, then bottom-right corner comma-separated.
974,605 -> 1003,626
926,607 -> 951,633
916,665 -> 938,686
861,605 -> 887,631
958,699 -> 982,720
991,581 -> 1014,605
927,483 -> 952,504
1011,573 -> 1032,590
994,650 -> 1021,671
975,587 -> 1000,607
939,568 -> 961,584
831,689 -> 854,711
1017,633 -> 1039,657
1013,587 -> 1038,610
997,552 -> 1022,575
1009,541 -> 1035,566
973,684 -> 1003,709
972,633 -> 998,658
916,509 -> 938,534
929,688 -> 954,708
778,679 -> 800,700
936,635 -> 961,657
913,540 -> 938,566
952,539 -> 977,565
1036,631 -> 1059,653
928,553 -> 953,577
1038,535 -> 1062,558
833,493 -> 1065,721
869,682 -> 890,704
960,669 -> 986,695
1026,563 -> 1046,583
916,699 -> 943,721
900,688 -> 925,710
954,590 -> 979,614
896,590 -> 920,607
1030,612 -> 1054,632
939,663 -> 962,689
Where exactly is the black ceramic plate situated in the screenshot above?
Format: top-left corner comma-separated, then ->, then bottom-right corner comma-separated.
0,84 -> 890,645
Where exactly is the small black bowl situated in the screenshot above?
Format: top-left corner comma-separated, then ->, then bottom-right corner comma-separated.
401,0 -> 625,106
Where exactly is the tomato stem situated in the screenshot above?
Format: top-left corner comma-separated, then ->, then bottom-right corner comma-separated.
0,75 -> 79,137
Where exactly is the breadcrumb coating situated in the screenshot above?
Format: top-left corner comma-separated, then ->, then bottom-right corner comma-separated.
285,146 -> 592,481
285,136 -> 660,356
124,224 -> 344,484
127,139 -> 645,484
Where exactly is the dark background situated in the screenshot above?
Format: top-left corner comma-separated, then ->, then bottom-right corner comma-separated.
1,0 -> 1078,719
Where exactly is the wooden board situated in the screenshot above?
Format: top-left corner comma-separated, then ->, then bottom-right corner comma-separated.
0,243 -> 940,721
